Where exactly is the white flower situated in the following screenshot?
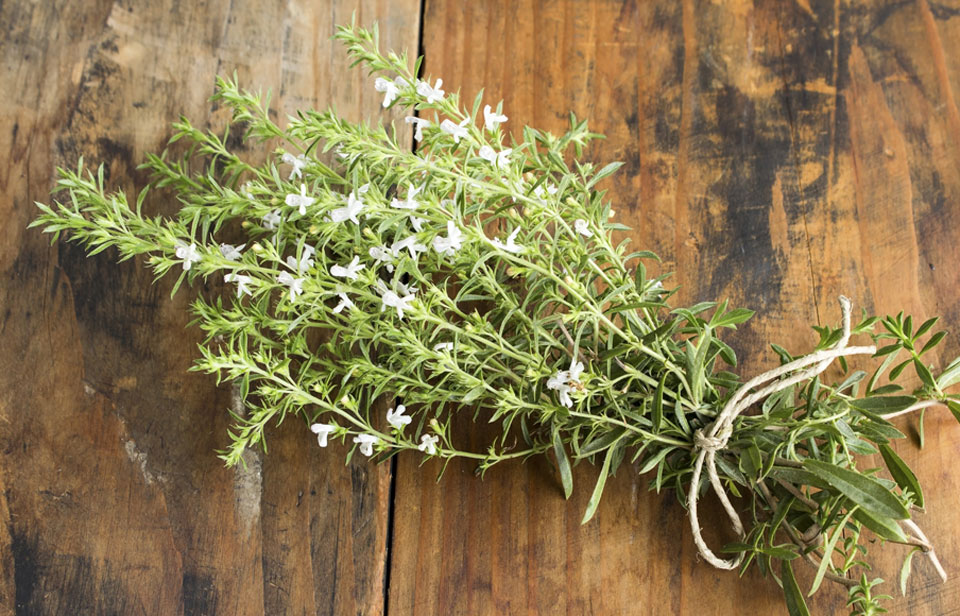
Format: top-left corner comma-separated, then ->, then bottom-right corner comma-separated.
418,434 -> 439,455
330,255 -> 366,281
378,281 -> 416,319
224,273 -> 253,297
310,423 -> 335,447
332,292 -> 355,314
353,433 -> 378,457
369,245 -> 395,272
440,118 -> 469,143
546,373 -> 573,408
478,145 -> 512,170
285,183 -> 314,215
285,244 -> 315,273
219,243 -> 244,261
416,78 -> 444,103
391,235 -> 428,260
546,184 -> 559,195
262,209 -> 282,230
574,219 -> 593,238
282,152 -> 307,180
241,182 -> 255,200
386,404 -> 412,429
483,104 -> 507,130
330,191 -> 365,224
405,116 -> 430,142
390,184 -> 422,210
410,216 -> 425,232
396,279 -> 418,296
433,342 -> 454,352
491,227 -> 523,254
432,221 -> 464,256
567,359 -> 585,384
546,358 -> 585,408
174,241 -> 202,271
277,271 -> 304,302
375,76 -> 404,107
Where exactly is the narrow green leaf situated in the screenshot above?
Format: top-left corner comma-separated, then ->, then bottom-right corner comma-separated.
638,445 -> 675,475
879,444 -> 923,508
852,508 -> 908,543
810,508 -> 857,596
552,428 -> 574,499
946,400 -> 960,425
919,331 -> 946,356
781,560 -> 811,616
914,316 -> 939,339
581,440 -> 618,524
579,427 -> 626,457
900,547 -> 922,596
803,460 -> 909,520
937,356 -> 960,390
652,373 -> 666,432
849,396 -> 917,417
711,307 -> 755,329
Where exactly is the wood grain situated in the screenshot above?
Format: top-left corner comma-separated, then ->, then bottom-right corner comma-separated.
3,0 -> 960,614
389,1 -> 960,614
0,1 -> 418,614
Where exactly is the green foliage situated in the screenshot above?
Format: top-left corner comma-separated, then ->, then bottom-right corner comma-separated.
30,22 -> 960,615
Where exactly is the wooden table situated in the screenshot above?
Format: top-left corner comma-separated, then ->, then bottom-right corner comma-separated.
3,1 -> 959,613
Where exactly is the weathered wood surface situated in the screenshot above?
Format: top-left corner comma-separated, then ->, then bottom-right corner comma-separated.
3,0 -> 960,614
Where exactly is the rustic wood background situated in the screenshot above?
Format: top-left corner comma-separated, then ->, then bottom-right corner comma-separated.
3,0 -> 960,614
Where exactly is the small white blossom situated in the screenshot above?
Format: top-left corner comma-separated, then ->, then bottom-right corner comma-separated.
433,342 -> 454,352
224,273 -> 252,297
377,280 -> 416,319
332,292 -> 355,314
478,145 -> 512,170
410,216 -> 425,232
546,184 -> 559,195
277,271 -> 304,302
396,280 -> 418,296
418,434 -> 439,456
282,152 -> 308,180
262,209 -> 282,230
330,191 -> 365,224
386,404 -> 412,429
174,241 -> 202,271
483,104 -> 508,130
432,221 -> 464,257
310,423 -> 335,447
353,433 -> 378,457
391,235 -> 428,260
546,358 -> 585,408
285,244 -> 316,273
375,76 -> 405,107
219,243 -> 244,261
241,182 -> 255,199
330,255 -> 366,281
574,219 -> 593,238
285,183 -> 314,215
369,245 -> 395,272
491,227 -> 523,254
391,184 -> 422,210
440,118 -> 469,143
405,116 -> 430,142
416,78 -> 445,103
546,372 -> 573,408
567,359 -> 585,384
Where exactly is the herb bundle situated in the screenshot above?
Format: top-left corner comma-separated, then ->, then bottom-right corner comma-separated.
32,22 -> 960,615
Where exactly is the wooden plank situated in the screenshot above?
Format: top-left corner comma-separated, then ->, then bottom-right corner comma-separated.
390,0 -> 960,613
0,1 -> 419,614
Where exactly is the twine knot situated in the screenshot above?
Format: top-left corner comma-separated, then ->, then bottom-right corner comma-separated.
686,296 -> 877,571
693,429 -> 726,452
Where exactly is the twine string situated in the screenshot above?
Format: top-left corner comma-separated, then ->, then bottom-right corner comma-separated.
686,296 -> 879,569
